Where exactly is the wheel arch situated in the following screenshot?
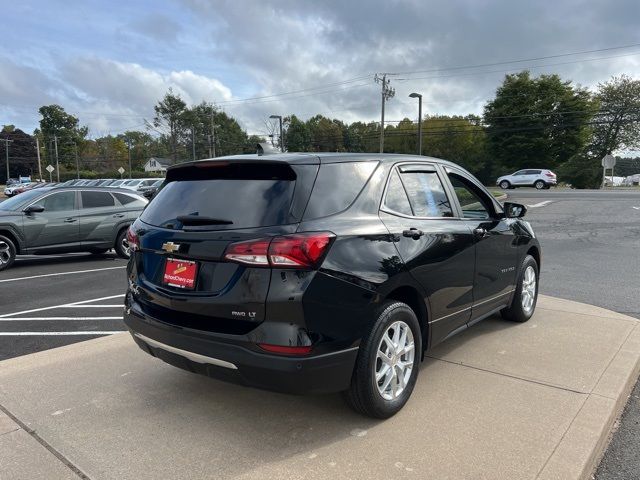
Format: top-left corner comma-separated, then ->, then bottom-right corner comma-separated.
113,222 -> 131,247
526,245 -> 541,271
384,285 -> 429,357
0,228 -> 22,254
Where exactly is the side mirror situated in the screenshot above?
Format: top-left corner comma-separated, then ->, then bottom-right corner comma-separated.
24,204 -> 45,214
503,202 -> 526,218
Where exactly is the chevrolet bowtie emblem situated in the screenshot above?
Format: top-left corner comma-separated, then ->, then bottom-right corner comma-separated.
161,242 -> 181,253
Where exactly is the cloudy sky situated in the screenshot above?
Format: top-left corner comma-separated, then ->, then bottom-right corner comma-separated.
1,0 -> 639,138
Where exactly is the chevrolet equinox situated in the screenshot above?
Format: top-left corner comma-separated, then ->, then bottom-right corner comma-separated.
124,153 -> 540,418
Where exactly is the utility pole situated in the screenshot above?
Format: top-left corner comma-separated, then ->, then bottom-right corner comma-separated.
191,125 -> 196,161
210,107 -> 216,158
375,74 -> 395,153
127,140 -> 132,178
1,138 -> 13,182
73,143 -> 79,179
53,135 -> 60,182
36,137 -> 42,181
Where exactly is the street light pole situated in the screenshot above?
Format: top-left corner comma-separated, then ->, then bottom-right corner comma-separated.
409,93 -> 423,156
269,115 -> 284,152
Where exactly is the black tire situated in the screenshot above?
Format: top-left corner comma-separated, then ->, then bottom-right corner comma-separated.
114,228 -> 130,259
534,180 -> 546,190
501,255 -> 539,323
0,234 -> 17,272
343,301 -> 422,419
499,180 -> 510,190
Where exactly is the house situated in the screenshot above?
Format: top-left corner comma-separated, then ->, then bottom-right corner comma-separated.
144,157 -> 172,173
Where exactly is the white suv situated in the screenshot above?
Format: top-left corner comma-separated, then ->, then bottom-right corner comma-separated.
496,169 -> 557,190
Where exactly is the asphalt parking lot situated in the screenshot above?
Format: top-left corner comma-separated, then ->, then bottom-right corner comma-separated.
0,187 -> 639,478
0,253 -> 128,361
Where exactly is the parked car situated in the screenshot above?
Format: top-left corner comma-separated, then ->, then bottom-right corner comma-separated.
4,182 -> 33,197
137,179 -> 163,198
124,153 -> 541,419
107,179 -> 127,188
496,169 -> 557,190
0,187 -> 148,271
120,178 -> 157,190
11,182 -> 51,196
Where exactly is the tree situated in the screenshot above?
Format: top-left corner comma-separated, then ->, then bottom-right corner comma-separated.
423,115 -> 488,179
560,76 -> 640,188
592,76 -> 640,156
35,105 -> 88,169
153,89 -> 189,162
484,72 -> 595,178
307,115 -> 344,151
0,128 -> 37,182
117,131 -> 159,170
284,115 -> 311,151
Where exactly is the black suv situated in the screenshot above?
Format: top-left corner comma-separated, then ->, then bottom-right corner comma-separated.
124,153 -> 540,418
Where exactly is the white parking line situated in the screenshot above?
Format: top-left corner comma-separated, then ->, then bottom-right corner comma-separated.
63,305 -> 123,308
0,317 -> 123,321
0,294 -> 125,318
0,266 -> 126,283
527,201 -> 553,208
0,331 -> 123,336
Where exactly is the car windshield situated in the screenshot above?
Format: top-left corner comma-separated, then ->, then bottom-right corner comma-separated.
0,189 -> 48,210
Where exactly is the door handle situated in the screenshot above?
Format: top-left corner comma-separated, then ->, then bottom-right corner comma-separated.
473,227 -> 489,238
113,213 -> 125,218
402,228 -> 424,240
64,218 -> 77,223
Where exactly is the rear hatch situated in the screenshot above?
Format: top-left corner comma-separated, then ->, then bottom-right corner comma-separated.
132,159 -> 319,334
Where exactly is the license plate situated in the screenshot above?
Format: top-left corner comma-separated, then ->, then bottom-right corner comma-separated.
163,258 -> 198,289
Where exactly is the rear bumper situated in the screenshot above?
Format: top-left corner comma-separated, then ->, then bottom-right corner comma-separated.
123,303 -> 359,395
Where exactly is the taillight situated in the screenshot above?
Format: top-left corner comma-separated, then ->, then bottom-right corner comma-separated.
545,172 -> 556,177
223,238 -> 270,266
258,343 -> 313,355
224,232 -> 335,269
126,227 -> 139,252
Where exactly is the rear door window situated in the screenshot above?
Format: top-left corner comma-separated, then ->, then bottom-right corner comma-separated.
81,191 -> 116,208
383,169 -> 413,216
396,167 -> 453,218
140,163 -> 312,230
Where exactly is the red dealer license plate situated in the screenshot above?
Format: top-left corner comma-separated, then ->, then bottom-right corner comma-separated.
163,258 -> 198,289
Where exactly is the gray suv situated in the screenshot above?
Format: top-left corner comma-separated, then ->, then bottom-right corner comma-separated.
0,187 -> 147,271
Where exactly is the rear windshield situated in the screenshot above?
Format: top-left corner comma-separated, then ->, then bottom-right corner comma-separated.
140,163 -> 301,230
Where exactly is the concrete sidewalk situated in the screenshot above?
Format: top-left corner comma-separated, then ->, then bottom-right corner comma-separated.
1,295 -> 639,480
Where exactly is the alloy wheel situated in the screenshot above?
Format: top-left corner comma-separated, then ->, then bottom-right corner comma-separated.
0,241 -> 11,265
535,181 -> 545,190
521,265 -> 537,314
375,320 -> 415,401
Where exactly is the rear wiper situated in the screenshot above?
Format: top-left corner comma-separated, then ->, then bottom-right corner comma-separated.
177,215 -> 233,225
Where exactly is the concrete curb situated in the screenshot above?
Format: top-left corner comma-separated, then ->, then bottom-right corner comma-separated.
538,320 -> 640,479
